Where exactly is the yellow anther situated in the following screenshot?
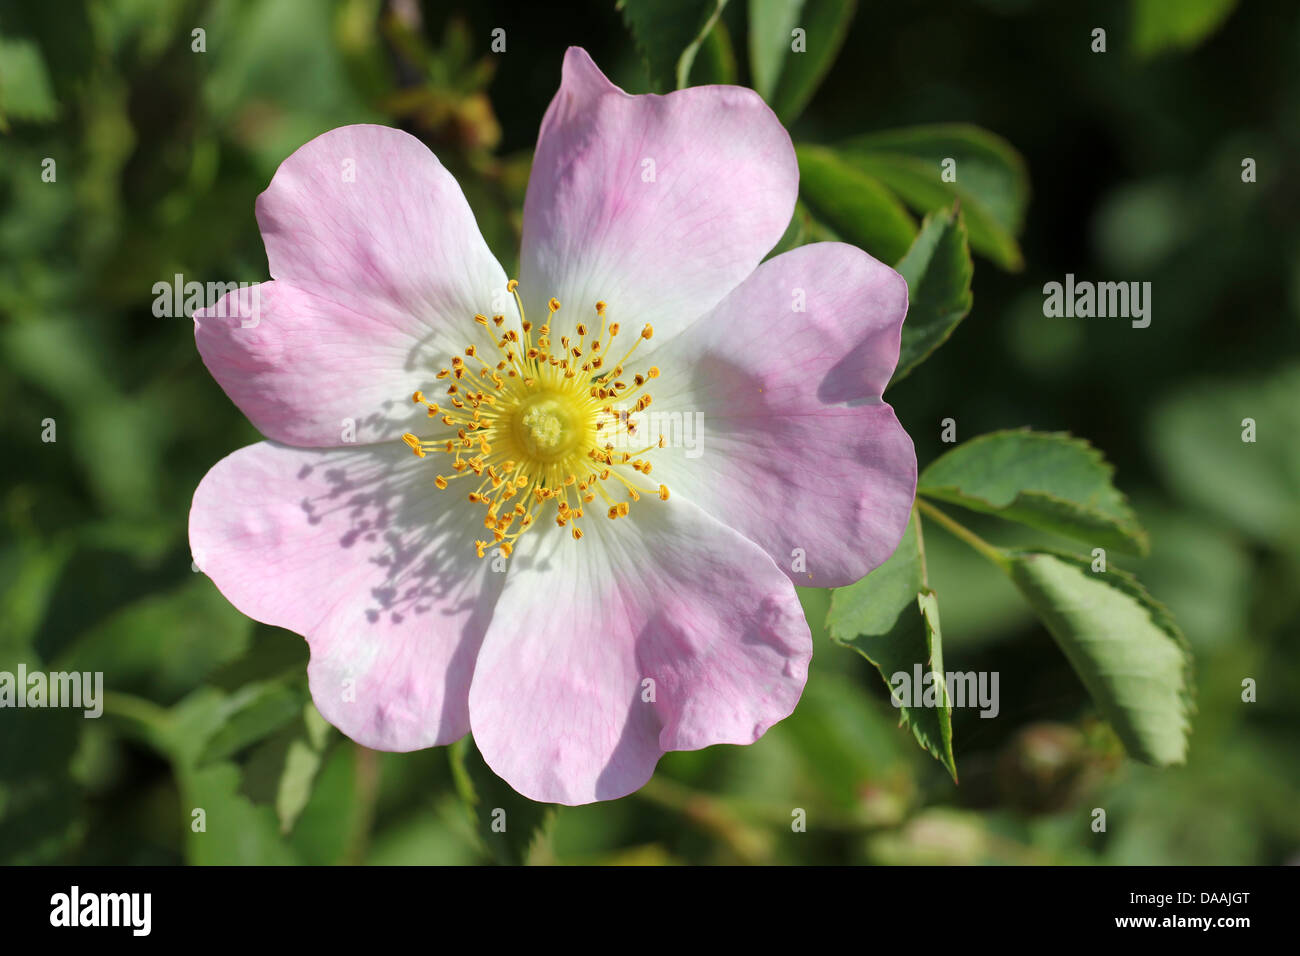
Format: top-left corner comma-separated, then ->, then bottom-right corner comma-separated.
402,433 -> 426,458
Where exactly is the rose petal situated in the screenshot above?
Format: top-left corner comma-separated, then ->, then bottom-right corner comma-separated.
468,499 -> 811,805
190,440 -> 503,750
647,241 -> 916,587
199,124 -> 511,446
519,47 -> 797,352
195,281 -> 461,446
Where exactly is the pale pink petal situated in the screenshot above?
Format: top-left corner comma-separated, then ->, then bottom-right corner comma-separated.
468,500 -> 811,805
189,441 -> 503,750
197,124 -> 511,446
648,241 -> 916,588
195,282 -> 465,446
518,47 -> 797,350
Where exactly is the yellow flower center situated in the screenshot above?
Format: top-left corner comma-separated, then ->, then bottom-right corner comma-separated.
401,281 -> 670,559
515,393 -> 585,461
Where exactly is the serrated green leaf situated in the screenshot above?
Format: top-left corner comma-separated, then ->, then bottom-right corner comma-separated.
1004,549 -> 1193,766
890,203 -> 973,385
828,512 -> 957,780
1132,0 -> 1238,58
838,124 -> 1029,270
450,736 -> 555,865
618,0 -> 729,91
920,430 -> 1149,556
750,0 -> 855,122
796,144 -> 917,264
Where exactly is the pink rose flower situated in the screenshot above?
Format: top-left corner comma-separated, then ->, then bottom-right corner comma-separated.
190,47 -> 915,805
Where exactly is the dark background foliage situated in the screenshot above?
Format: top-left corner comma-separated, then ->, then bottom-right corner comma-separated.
1,0 -> 1296,864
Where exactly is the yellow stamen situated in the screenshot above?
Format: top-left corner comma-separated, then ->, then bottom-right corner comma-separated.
398,282 -> 671,558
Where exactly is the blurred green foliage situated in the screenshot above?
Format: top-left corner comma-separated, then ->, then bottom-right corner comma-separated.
1,0 -> 1297,865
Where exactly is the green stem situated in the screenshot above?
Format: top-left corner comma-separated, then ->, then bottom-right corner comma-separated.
911,503 -> 929,587
345,743 -> 380,865
102,690 -> 172,729
916,498 -> 1010,571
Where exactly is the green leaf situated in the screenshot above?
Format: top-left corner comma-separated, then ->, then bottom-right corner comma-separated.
236,702 -> 333,836
838,124 -> 1029,270
181,761 -> 300,865
747,0 -> 802,100
919,430 -> 1149,556
450,736 -> 555,865
890,204 -> 973,385
618,0 -> 730,91
364,797 -> 482,865
796,144 -> 917,264
1004,549 -> 1193,766
0,537 -> 72,655
0,37 -> 58,126
686,18 -> 738,85
1132,0 -> 1238,58
1149,364 -> 1300,550
287,739 -> 371,864
150,687 -> 301,864
56,577 -> 254,704
195,680 -> 308,766
828,512 -> 957,780
750,0 -> 856,122
274,709 -> 331,836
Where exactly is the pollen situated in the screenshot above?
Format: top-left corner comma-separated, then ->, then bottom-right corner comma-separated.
398,282 -> 670,558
